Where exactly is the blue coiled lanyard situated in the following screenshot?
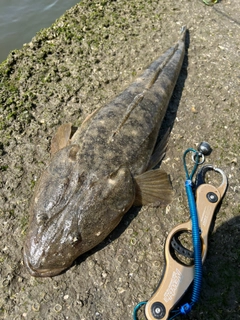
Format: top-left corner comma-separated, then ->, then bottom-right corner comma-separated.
168,148 -> 203,319
133,147 -> 204,320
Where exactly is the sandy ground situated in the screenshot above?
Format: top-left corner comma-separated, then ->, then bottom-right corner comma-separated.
0,0 -> 239,319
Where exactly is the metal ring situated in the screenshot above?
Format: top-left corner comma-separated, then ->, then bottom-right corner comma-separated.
192,152 -> 205,164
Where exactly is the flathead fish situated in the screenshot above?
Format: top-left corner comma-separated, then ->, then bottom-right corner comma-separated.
23,27 -> 186,277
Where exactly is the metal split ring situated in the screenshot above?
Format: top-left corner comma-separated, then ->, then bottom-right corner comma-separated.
192,152 -> 205,165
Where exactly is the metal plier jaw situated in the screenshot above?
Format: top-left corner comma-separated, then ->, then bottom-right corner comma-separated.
145,165 -> 228,320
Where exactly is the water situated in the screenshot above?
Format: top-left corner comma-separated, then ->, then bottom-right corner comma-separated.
0,0 -> 80,63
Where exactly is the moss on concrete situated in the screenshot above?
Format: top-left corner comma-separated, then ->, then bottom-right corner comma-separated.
0,0 -> 239,319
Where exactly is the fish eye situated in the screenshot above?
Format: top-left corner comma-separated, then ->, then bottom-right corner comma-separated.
68,145 -> 79,161
69,233 -> 82,245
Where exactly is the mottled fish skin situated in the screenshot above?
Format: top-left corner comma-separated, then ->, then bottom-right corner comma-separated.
23,28 -> 186,277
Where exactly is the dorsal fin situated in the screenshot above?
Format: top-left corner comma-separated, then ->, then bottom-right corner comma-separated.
146,129 -> 170,170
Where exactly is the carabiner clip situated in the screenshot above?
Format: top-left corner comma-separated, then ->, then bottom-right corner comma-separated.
195,164 -> 228,200
194,165 -> 228,263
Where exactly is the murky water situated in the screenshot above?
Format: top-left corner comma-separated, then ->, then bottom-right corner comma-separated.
0,0 -> 80,63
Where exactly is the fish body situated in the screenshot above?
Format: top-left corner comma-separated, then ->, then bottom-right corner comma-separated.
23,28 -> 186,277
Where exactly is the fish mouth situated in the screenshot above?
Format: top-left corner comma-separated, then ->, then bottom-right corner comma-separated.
23,247 -> 66,277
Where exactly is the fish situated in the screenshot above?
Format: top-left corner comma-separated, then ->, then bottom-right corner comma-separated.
23,27 -> 186,277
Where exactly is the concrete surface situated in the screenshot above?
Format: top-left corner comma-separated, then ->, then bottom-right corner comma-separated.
0,0 -> 239,319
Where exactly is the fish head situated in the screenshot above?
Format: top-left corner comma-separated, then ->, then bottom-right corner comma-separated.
24,145 -> 135,277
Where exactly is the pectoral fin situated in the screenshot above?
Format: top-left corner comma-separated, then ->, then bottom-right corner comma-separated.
133,169 -> 172,206
146,129 -> 170,170
50,123 -> 73,156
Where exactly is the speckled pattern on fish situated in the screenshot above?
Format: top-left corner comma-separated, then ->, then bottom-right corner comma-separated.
23,28 -> 186,277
